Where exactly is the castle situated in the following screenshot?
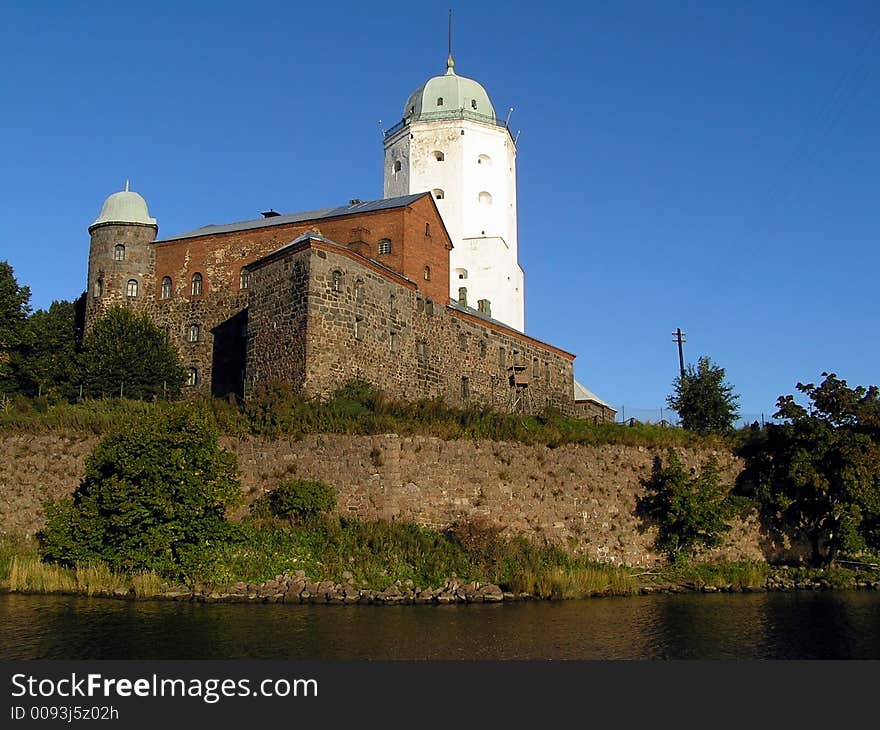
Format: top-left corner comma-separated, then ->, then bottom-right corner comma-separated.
83,53 -> 615,422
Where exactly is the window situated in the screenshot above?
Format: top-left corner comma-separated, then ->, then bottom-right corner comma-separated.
390,294 -> 396,315
480,340 -> 487,358
378,239 -> 392,255
458,287 -> 467,307
416,340 -> 427,361
499,347 -> 506,368
425,299 -> 434,315
191,273 -> 203,296
126,279 -> 138,298
478,154 -> 491,166
461,376 -> 470,400
416,297 -> 424,313
459,332 -> 467,351
393,160 -> 402,174
545,362 -> 552,384
437,97 -> 444,106
188,324 -> 200,343
239,268 -> 249,290
186,368 -> 198,387
533,358 -> 539,378
425,222 -> 431,237
433,150 -> 445,161
471,99 -> 477,110
390,331 -> 399,353
424,266 -> 431,281
332,270 -> 342,292
354,317 -> 364,341
114,244 -> 125,261
478,191 -> 492,205
161,276 -> 172,299
355,279 -> 364,302
93,278 -> 103,298
432,189 -> 444,200
455,268 -> 468,280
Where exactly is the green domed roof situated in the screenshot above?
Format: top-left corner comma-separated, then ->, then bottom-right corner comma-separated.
89,181 -> 157,231
403,57 -> 496,122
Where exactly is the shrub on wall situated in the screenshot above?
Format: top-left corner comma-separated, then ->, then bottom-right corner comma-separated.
252,479 -> 337,525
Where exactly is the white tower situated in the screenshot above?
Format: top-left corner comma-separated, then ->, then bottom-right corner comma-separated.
383,53 -> 525,331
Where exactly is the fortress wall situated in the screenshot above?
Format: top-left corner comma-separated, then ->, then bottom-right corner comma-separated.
0,432 -> 786,567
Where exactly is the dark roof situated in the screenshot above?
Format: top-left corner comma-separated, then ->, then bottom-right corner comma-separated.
156,194 -> 429,243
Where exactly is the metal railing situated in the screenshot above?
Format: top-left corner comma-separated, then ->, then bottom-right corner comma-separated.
384,109 -> 510,139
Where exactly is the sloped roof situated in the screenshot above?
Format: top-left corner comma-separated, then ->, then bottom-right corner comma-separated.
574,380 -> 614,409
156,193 -> 428,243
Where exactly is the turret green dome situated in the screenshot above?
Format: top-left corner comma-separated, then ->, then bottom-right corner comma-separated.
89,181 -> 157,232
403,57 -> 497,122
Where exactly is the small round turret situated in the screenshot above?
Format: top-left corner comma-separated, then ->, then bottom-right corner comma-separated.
85,181 -> 158,329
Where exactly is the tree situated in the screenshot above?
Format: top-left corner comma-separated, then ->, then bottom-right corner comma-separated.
0,261 -> 32,395
39,407 -> 242,577
740,373 -> 880,566
80,306 -> 186,399
638,448 -> 738,561
667,355 -> 740,434
15,299 -> 80,400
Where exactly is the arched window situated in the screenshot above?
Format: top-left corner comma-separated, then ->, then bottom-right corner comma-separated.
478,154 -> 491,166
191,273 -> 203,296
389,294 -> 396,314
393,160 -> 402,174
332,270 -> 342,293
188,324 -> 200,343
433,150 -> 445,162
160,276 -> 172,299
471,99 -> 477,110
378,239 -> 392,255
126,279 -> 138,298
437,97 -> 444,106
93,278 -> 103,298
425,222 -> 431,236
423,265 -> 431,281
455,268 -> 468,280
479,191 -> 493,205
239,268 -> 249,290
186,368 -> 198,387
355,279 -> 364,302
432,188 -> 445,200
114,244 -> 125,261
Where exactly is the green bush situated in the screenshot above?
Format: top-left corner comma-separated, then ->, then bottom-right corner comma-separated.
266,479 -> 336,524
39,405 -> 242,579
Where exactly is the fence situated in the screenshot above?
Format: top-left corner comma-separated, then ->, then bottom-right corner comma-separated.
615,407 -> 776,429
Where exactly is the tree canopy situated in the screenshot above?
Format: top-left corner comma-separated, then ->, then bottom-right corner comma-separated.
0,261 -> 32,395
40,407 -> 242,578
80,306 -> 186,399
740,373 -> 880,566
14,298 -> 81,400
667,356 -> 740,434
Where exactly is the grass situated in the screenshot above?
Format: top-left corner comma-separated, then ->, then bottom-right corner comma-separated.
0,383 -> 722,451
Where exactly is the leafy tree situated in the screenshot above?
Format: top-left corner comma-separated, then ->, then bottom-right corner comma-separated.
0,261 -> 32,395
15,299 -> 80,400
740,373 -> 880,566
638,448 -> 739,562
39,407 -> 242,577
80,306 -> 186,399
667,356 -> 740,434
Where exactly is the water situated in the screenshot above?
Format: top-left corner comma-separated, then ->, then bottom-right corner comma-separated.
2,591 -> 879,660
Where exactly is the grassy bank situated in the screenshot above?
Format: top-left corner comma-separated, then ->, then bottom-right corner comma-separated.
0,385 -> 718,450
2,521 -> 875,602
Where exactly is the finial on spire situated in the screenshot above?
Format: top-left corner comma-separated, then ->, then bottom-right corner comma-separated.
446,8 -> 455,74
124,179 -> 130,192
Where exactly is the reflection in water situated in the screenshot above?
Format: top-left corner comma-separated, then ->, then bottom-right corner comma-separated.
1,592 -> 879,660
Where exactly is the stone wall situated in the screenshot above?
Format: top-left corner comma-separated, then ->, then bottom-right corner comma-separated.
0,432 -> 788,567
261,241 -> 576,413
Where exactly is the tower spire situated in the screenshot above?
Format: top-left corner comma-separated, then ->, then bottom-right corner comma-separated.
446,9 -> 455,74
124,179 -> 130,192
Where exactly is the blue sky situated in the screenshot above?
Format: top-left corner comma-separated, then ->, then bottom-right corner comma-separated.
1,1 -> 878,422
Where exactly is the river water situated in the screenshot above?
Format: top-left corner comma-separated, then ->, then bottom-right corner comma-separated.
2,591 -> 879,660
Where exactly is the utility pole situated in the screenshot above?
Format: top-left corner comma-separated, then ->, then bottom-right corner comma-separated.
672,328 -> 686,382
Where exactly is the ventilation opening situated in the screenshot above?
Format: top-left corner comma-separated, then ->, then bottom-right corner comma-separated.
432,188 -> 445,200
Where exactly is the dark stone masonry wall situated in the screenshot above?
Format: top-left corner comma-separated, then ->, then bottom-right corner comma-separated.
0,432 -> 799,567
248,242 -> 575,413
